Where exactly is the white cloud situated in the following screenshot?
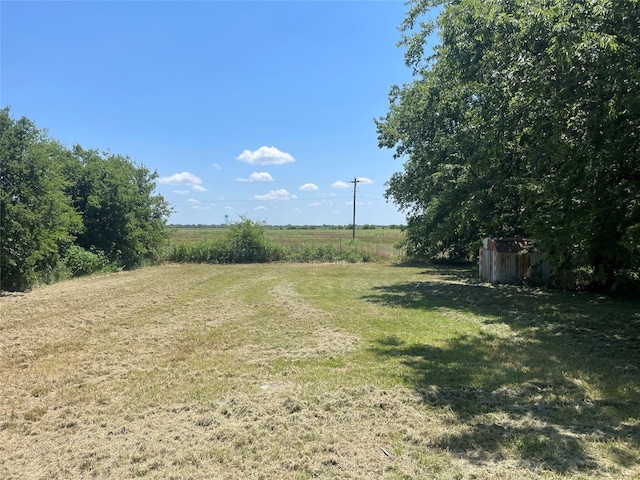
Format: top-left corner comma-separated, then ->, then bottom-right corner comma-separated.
187,198 -> 200,203
193,205 -> 211,210
299,183 -> 319,191
212,163 -> 221,170
192,185 -> 207,192
159,171 -> 203,186
251,172 -> 273,182
253,206 -> 268,211
253,189 -> 298,201
331,179 -> 373,189
308,202 -> 322,207
173,190 -> 190,195
357,177 -> 374,185
236,146 -> 295,165
237,172 -> 274,182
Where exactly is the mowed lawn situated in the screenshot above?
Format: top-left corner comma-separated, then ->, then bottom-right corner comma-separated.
1,263 -> 639,479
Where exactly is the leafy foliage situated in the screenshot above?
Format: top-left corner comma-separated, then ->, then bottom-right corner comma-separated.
377,0 -> 640,292
62,245 -> 114,278
0,108 -> 82,291
0,108 -> 171,291
167,217 -> 284,264
222,217 -> 277,263
66,146 -> 172,269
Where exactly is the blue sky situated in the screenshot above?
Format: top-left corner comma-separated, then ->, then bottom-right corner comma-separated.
2,1 -> 434,226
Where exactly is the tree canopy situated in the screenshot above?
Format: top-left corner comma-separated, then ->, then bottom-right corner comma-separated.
66,145 -> 172,269
377,0 -> 640,293
0,109 -> 82,290
0,108 -> 172,291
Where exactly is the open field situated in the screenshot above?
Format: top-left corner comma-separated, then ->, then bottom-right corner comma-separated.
1,263 -> 639,479
167,226 -> 406,262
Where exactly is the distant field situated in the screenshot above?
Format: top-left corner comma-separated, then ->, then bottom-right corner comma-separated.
2,263 -> 639,479
167,226 -> 406,262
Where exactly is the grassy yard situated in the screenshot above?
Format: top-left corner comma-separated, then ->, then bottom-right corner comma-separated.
1,263 -> 638,479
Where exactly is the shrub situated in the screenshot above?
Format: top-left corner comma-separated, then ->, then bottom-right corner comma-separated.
223,217 -> 270,263
166,218 -> 287,264
63,246 -> 113,277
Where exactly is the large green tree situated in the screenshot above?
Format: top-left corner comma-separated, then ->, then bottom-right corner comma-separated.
66,146 -> 172,269
0,108 -> 82,291
377,0 -> 640,291
1,108 -> 173,291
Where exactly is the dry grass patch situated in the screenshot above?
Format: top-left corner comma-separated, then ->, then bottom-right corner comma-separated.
1,262 -> 639,479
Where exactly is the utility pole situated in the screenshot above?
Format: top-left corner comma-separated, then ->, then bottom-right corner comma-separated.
351,177 -> 361,240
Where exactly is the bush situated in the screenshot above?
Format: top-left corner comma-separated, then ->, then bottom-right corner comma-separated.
63,246 -> 113,277
223,217 -> 270,263
166,218 -> 287,264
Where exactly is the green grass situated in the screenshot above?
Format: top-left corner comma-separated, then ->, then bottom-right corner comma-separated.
166,226 -> 406,262
2,263 -> 639,478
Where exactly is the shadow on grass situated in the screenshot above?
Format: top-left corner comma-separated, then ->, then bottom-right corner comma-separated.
365,266 -> 640,474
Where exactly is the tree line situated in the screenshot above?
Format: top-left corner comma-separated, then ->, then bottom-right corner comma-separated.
377,0 -> 640,294
0,107 -> 172,291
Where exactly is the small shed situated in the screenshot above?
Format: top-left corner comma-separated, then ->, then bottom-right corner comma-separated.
479,237 -> 549,285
